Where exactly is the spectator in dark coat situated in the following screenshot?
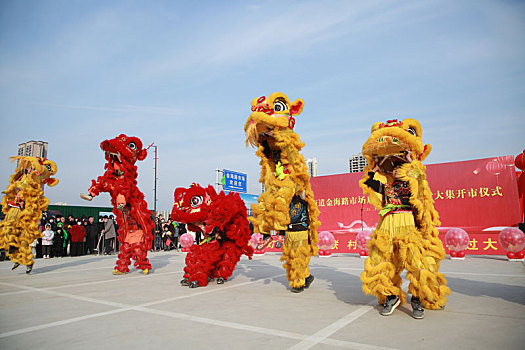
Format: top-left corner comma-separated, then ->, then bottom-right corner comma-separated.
85,217 -> 99,254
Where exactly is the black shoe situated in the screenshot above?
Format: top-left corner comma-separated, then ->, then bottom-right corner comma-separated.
217,277 -> 225,284
26,265 -> 33,274
380,295 -> 400,316
12,263 -> 20,270
180,278 -> 189,286
411,296 -> 424,319
291,286 -> 304,293
304,275 -> 314,289
189,281 -> 200,288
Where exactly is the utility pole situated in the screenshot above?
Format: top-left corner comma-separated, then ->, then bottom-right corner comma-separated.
153,145 -> 158,218
215,167 -> 221,192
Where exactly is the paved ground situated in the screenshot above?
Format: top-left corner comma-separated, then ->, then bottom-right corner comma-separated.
0,251 -> 524,350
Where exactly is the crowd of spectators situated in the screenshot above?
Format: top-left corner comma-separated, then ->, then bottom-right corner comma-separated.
2,212 -> 187,260
28,212 -> 119,259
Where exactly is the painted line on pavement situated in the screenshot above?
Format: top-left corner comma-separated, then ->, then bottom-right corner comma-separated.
0,272 -> 283,338
0,270 -> 182,297
287,282 -> 410,350
133,306 -> 393,350
0,308 -> 133,339
287,299 -> 385,350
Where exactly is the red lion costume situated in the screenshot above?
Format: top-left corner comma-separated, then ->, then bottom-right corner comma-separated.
81,134 -> 154,275
171,183 -> 253,288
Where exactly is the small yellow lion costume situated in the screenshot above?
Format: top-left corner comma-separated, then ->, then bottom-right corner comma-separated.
245,92 -> 320,291
0,156 -> 59,271
359,119 -> 450,312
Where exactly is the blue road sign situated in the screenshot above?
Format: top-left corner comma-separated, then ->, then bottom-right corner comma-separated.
223,169 -> 247,193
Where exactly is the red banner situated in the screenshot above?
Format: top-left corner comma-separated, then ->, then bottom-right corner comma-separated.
264,156 -> 521,255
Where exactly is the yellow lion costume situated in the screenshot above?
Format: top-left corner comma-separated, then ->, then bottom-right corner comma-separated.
245,92 -> 320,292
0,156 -> 59,273
359,118 -> 450,318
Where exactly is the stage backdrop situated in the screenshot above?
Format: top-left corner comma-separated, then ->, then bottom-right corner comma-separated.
263,156 -> 520,255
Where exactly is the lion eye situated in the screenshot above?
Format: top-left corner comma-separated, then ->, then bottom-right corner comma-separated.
128,142 -> 137,150
407,128 -> 417,136
273,100 -> 288,113
44,164 -> 52,172
190,196 -> 203,208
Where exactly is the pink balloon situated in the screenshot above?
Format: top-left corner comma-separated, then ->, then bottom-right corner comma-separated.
179,233 -> 194,249
318,231 -> 335,250
445,228 -> 470,251
499,227 -> 525,253
356,230 -> 373,251
250,233 -> 264,249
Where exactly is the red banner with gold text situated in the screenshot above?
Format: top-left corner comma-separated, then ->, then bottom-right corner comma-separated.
264,156 -> 521,255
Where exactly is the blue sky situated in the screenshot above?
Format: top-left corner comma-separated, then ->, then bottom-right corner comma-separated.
1,0 -> 524,211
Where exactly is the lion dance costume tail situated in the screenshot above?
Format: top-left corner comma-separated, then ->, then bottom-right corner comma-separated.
359,119 -> 450,310
244,93 -> 320,291
0,156 -> 59,272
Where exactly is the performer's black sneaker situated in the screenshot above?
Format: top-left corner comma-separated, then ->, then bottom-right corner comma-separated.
411,296 -> 424,319
26,265 -> 33,274
12,263 -> 20,270
217,277 -> 225,284
189,281 -> 200,288
380,295 -> 400,316
304,275 -> 314,289
291,286 -> 304,293
180,278 -> 189,286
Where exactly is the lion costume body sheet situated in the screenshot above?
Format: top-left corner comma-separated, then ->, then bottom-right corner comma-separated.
81,134 -> 154,275
171,183 -> 253,288
359,119 -> 450,317
0,156 -> 59,273
245,92 -> 320,292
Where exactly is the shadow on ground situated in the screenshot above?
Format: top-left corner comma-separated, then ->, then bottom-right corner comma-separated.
448,276 -> 525,305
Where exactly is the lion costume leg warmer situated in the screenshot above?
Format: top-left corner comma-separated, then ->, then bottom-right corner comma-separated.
280,230 -> 312,288
215,242 -> 243,281
115,242 -> 133,273
362,213 -> 449,308
183,242 -> 223,287
132,242 -> 152,271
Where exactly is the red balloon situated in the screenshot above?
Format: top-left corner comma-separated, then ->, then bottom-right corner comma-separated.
457,251 -> 466,258
516,251 -> 525,259
499,227 -> 525,253
507,252 -> 516,259
515,150 -> 525,171
450,250 -> 458,257
445,228 -> 470,251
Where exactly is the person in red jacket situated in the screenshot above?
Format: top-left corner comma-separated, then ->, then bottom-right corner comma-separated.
69,220 -> 86,256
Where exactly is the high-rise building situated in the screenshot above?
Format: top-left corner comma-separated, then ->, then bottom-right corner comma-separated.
349,153 -> 367,173
17,141 -> 48,158
306,158 -> 318,177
